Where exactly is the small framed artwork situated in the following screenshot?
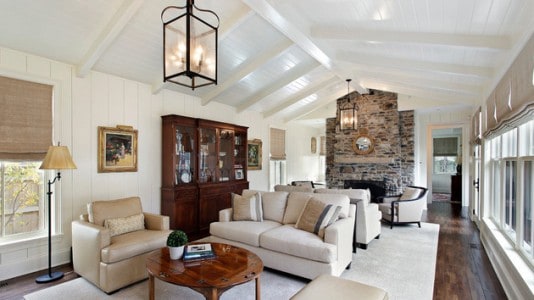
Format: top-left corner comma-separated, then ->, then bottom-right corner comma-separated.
311,137 -> 317,154
235,169 -> 244,180
98,125 -> 138,173
247,139 -> 262,170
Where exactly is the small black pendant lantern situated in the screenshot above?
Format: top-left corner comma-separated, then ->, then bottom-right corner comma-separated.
339,79 -> 358,131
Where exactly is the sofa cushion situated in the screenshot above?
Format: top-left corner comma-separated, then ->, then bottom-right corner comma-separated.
231,192 -> 263,221
260,225 -> 337,263
101,229 -> 169,264
283,193 -> 350,225
210,220 -> 281,247
104,213 -> 145,237
88,197 -> 143,226
243,190 -> 288,223
296,198 -> 341,238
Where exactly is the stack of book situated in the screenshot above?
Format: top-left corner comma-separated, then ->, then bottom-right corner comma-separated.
183,243 -> 216,262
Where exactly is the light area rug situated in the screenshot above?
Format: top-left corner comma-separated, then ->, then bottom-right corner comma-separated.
25,222 -> 439,300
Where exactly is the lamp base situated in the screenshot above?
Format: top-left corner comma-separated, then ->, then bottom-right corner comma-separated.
36,271 -> 64,283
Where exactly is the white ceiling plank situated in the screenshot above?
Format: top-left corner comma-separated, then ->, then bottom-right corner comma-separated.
285,89 -> 347,123
201,39 -> 293,105
311,27 -> 512,50
76,0 -> 144,77
338,51 -> 494,78
237,60 -> 321,112
219,7 -> 255,41
263,76 -> 338,118
357,70 -> 482,96
242,0 -> 367,94
362,80 -> 477,105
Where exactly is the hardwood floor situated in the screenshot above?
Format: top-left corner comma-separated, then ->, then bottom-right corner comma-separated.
423,202 -> 507,300
0,201 -> 507,300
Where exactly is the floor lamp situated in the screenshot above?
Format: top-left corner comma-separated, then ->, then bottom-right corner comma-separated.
36,143 -> 77,284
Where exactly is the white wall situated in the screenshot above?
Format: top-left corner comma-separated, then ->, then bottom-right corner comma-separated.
285,122 -> 325,185
415,107 -> 472,204
0,47 -> 273,280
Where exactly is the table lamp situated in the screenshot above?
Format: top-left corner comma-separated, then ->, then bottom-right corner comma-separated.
36,143 -> 77,283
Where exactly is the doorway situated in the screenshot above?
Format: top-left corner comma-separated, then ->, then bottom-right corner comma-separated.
428,126 -> 464,204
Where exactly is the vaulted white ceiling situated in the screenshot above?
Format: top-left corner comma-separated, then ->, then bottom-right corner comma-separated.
1,0 -> 532,124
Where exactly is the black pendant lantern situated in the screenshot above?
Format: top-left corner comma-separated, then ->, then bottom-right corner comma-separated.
339,79 -> 358,131
161,0 -> 219,90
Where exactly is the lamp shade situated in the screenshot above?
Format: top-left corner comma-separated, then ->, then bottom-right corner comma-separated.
40,145 -> 77,170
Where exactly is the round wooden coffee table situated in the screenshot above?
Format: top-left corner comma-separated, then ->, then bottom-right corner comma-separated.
146,243 -> 263,300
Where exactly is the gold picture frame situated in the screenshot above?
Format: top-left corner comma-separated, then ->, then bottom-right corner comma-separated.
247,139 -> 262,170
98,125 -> 138,173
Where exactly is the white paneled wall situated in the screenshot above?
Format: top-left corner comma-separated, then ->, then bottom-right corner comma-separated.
285,123 -> 325,185
0,47 -> 273,280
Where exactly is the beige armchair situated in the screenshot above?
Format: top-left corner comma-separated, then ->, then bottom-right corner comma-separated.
378,186 -> 428,229
72,196 -> 171,293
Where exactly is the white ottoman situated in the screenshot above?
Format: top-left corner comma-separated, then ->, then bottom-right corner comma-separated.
291,274 -> 389,300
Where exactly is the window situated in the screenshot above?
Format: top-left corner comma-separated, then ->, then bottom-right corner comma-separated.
0,76 -> 52,242
0,162 -> 45,238
269,128 -> 286,191
522,160 -> 533,260
488,118 -> 534,265
433,156 -> 457,174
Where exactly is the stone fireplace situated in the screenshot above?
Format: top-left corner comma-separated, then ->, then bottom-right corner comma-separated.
326,89 -> 415,195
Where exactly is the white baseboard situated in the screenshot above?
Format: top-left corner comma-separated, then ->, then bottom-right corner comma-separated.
0,248 -> 71,281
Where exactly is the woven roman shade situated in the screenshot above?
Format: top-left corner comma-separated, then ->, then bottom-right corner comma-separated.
0,76 -> 53,160
319,136 -> 326,156
270,128 -> 286,160
484,34 -> 534,138
433,137 -> 458,156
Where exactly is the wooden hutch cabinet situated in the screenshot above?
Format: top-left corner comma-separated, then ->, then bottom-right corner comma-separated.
161,115 -> 249,239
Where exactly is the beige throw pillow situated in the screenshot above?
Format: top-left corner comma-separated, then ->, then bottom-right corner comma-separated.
232,193 -> 263,221
296,198 -> 341,238
104,213 -> 145,237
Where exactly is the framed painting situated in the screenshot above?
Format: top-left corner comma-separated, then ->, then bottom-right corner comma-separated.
98,125 -> 138,173
247,139 -> 262,170
235,169 -> 244,180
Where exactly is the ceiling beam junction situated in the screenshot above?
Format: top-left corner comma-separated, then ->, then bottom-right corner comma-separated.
76,0 -> 144,77
243,0 -> 367,94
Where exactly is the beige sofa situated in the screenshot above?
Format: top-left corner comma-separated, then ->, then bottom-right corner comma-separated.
208,190 -> 356,280
72,197 -> 171,293
274,185 -> 381,249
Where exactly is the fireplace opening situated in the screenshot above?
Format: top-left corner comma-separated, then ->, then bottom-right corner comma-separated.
344,180 -> 387,202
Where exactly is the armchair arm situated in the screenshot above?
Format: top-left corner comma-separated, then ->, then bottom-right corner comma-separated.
219,208 -> 233,222
71,220 -> 111,286
144,212 -> 170,230
379,195 -> 401,203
